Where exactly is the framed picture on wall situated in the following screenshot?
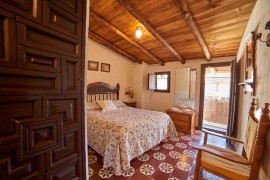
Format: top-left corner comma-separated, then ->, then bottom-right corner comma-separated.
101,63 -> 110,72
244,32 -> 255,83
88,61 -> 99,71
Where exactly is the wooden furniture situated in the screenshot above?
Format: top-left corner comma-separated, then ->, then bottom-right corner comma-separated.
87,82 -> 120,101
124,101 -> 137,108
191,98 -> 270,180
166,109 -> 196,133
0,1 -> 87,179
87,82 -> 177,175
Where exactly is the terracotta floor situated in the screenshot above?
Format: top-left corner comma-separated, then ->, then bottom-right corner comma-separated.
88,131 -> 226,180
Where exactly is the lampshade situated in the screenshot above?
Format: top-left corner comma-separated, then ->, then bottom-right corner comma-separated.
135,27 -> 142,38
243,83 -> 253,92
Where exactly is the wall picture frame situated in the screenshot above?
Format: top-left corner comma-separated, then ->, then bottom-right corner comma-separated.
88,61 -> 99,71
244,32 -> 255,83
101,63 -> 110,72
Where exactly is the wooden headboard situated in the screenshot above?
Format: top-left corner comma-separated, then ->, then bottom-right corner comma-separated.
87,82 -> 120,102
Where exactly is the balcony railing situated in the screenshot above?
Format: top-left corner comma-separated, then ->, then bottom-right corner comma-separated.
203,97 -> 229,131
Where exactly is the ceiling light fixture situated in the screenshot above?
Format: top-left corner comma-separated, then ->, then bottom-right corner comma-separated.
135,26 -> 142,38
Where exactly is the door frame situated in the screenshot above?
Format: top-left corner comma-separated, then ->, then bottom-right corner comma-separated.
198,62 -> 232,131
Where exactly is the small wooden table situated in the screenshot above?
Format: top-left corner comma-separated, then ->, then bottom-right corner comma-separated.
124,101 -> 137,108
166,109 -> 196,133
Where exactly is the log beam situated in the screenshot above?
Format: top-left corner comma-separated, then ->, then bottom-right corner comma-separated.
90,11 -> 165,66
89,31 -> 142,64
173,0 -> 212,61
117,0 -> 185,64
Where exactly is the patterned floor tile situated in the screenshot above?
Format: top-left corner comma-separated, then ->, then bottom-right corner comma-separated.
88,130 -> 230,180
137,154 -> 150,162
140,164 -> 155,176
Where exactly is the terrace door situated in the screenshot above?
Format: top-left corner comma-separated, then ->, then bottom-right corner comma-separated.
0,0 -> 87,179
199,62 -> 235,135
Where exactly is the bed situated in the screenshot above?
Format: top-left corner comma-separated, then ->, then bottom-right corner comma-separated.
87,82 -> 178,175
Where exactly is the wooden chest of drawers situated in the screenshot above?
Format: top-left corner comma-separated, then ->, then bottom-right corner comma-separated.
166,109 -> 196,133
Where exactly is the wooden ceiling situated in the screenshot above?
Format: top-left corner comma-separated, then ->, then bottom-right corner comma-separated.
89,0 -> 256,65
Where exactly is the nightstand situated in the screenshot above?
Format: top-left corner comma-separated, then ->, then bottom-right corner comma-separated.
166,109 -> 196,134
124,101 -> 137,108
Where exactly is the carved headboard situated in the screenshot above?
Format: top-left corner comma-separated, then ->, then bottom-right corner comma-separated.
87,82 -> 120,102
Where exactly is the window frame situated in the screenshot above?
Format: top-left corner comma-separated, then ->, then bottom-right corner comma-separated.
148,71 -> 170,93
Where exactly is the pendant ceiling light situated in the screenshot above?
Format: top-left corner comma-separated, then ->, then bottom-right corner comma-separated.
135,26 -> 142,38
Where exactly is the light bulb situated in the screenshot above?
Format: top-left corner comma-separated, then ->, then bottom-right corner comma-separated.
135,27 -> 142,38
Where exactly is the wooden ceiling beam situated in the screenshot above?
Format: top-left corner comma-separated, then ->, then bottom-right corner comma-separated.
117,0 -> 185,64
90,11 -> 165,66
173,0 -> 212,61
88,31 -> 142,64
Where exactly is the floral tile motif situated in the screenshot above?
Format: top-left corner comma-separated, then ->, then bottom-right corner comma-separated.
159,163 -> 174,174
153,152 -> 166,160
163,143 -> 174,149
99,167 -> 114,178
188,141 -> 198,146
191,135 -> 200,139
183,150 -> 196,158
169,151 -> 181,159
121,167 -> 135,177
140,164 -> 155,175
137,154 -> 150,161
181,136 -> 191,141
88,130 -> 228,179
176,142 -> 187,149
170,137 -> 180,141
88,155 -> 97,164
177,161 -> 192,171
89,168 -> 93,177
151,145 -> 160,151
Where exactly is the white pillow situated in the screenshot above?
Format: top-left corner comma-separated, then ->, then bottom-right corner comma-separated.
87,101 -> 101,110
97,100 -> 117,111
111,100 -> 126,107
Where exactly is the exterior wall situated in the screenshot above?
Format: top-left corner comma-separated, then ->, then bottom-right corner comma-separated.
87,40 -> 135,101
235,0 -> 270,179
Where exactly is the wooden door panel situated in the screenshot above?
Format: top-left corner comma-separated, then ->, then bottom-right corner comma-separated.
0,0 -> 86,178
62,58 -> 80,94
16,116 -> 63,161
49,0 -> 82,18
0,9 -> 16,67
50,131 -> 79,166
0,149 -> 46,179
18,46 -> 61,73
0,96 -> 41,146
17,17 -> 80,58
46,156 -> 80,180
0,0 -> 42,22
43,0 -> 81,39
44,96 -> 81,130
0,67 -> 61,95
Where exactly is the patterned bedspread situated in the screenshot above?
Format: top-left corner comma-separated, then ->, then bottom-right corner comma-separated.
87,106 -> 178,175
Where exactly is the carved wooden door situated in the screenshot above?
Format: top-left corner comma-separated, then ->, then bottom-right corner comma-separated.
0,0 -> 87,179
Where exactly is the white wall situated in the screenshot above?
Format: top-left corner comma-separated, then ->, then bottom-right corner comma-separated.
87,40 -> 135,101
235,0 -> 270,179
134,56 -> 234,126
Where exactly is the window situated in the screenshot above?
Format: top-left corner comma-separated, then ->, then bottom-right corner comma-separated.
148,71 -> 170,93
